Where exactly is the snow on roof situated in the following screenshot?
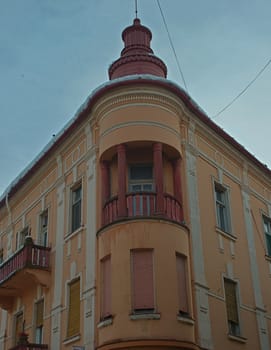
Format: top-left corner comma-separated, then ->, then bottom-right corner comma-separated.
0,74 -> 269,206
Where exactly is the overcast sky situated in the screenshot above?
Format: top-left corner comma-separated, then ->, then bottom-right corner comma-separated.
0,0 -> 270,195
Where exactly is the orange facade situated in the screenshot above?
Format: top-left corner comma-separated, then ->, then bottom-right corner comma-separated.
0,17 -> 271,350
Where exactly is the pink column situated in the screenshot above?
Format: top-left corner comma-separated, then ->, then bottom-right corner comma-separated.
101,161 -> 110,225
117,144 -> 127,217
173,157 -> 184,221
153,142 -> 164,214
101,161 -> 110,204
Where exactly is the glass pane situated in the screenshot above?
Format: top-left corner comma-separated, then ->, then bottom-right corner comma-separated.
143,184 -> 153,191
73,187 -> 82,203
130,165 -> 153,180
72,202 -> 81,231
131,184 -> 142,192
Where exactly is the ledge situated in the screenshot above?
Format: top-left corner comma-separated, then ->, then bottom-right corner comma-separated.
130,312 -> 160,320
63,334 -> 80,345
216,227 -> 237,241
228,334 -> 247,343
64,226 -> 85,242
177,315 -> 194,325
98,317 -> 113,328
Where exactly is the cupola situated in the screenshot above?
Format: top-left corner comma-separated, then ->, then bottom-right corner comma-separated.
109,18 -> 167,79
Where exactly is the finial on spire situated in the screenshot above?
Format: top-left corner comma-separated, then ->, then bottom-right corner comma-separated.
135,0 -> 138,18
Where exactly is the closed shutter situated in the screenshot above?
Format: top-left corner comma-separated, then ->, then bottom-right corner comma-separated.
36,299 -> 44,328
67,279 -> 80,337
176,254 -> 189,314
101,256 -> 111,318
224,279 -> 239,323
132,250 -> 154,311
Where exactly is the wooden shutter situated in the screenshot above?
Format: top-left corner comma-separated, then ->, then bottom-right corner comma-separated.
224,279 -> 239,323
176,254 -> 189,314
67,279 -> 80,337
101,256 -> 111,318
36,299 -> 44,328
132,250 -> 154,311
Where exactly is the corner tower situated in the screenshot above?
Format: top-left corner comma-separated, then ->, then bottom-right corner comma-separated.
95,18 -> 198,350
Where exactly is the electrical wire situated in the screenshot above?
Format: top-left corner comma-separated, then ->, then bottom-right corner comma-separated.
212,58 -> 271,119
156,0 -> 188,92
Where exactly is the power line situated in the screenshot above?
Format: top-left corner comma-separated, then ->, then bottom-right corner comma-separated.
156,0 -> 188,92
212,58 -> 271,119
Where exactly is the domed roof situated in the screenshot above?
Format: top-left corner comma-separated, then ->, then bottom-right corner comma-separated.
108,18 -> 167,80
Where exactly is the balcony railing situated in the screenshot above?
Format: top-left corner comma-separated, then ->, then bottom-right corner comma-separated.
103,192 -> 184,226
0,238 -> 50,285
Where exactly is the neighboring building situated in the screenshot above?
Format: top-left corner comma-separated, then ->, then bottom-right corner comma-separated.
0,17 -> 271,350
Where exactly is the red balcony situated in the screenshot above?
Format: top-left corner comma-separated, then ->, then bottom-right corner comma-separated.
103,192 -> 184,226
0,237 -> 51,310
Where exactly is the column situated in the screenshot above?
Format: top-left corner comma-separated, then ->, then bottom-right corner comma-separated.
173,157 -> 184,221
101,161 -> 110,204
117,144 -> 127,217
153,142 -> 164,214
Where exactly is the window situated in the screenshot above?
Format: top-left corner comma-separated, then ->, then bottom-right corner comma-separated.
14,312 -> 23,345
101,256 -> 111,319
263,217 -> 271,256
224,278 -> 240,336
39,210 -> 48,246
67,278 -> 80,338
16,227 -> 29,250
176,254 -> 189,317
131,249 -> 154,313
71,185 -> 82,232
129,164 -> 153,192
35,299 -> 44,344
0,249 -> 3,264
215,183 -> 231,233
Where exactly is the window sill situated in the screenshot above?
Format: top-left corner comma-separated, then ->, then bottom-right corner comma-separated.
130,312 -> 160,320
64,226 -> 85,242
228,334 -> 247,343
177,315 -> 194,325
97,317 -> 113,328
63,334 -> 80,345
216,227 -> 237,241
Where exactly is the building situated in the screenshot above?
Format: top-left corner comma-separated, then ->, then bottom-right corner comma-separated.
0,16 -> 271,350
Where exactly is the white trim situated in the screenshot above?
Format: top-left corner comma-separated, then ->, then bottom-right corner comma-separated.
130,313 -> 160,320
185,149 -> 213,349
241,189 -> 270,349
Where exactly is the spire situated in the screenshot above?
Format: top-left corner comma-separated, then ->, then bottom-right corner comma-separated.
108,18 -> 167,80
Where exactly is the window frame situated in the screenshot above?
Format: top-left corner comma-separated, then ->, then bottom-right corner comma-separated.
66,277 -> 81,338
13,311 -> 24,346
39,210 -> 49,247
34,299 -> 44,344
128,164 -> 154,193
214,182 -> 231,234
100,255 -> 112,320
70,183 -> 82,233
224,277 -> 241,337
263,216 -> 271,256
131,249 -> 155,314
176,253 -> 189,317
16,227 -> 29,250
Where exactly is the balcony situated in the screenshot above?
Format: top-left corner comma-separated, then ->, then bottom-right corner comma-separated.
103,191 -> 184,226
0,237 -> 51,310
